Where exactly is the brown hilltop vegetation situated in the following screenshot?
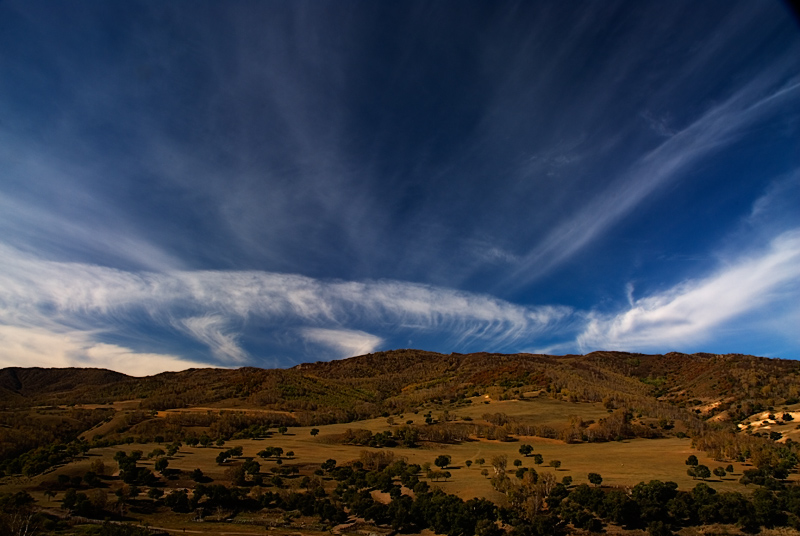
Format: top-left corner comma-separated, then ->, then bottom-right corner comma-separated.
2,349 -> 800,415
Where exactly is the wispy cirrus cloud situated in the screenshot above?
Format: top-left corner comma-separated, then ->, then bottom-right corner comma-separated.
503,72 -> 800,290
578,228 -> 800,352
178,315 -> 248,363
300,328 -> 384,359
0,243 -> 574,373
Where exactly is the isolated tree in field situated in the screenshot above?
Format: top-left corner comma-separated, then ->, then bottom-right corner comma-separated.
588,472 -> 603,486
549,460 -> 561,469
783,413 -> 794,421
475,457 -> 485,466
519,444 -> 533,457
713,466 -> 727,478
435,455 -> 451,469
310,428 -> 320,436
726,464 -> 734,473
154,458 -> 169,474
491,455 -> 508,474
532,454 -> 544,465
695,465 -> 711,480
685,455 -> 698,466
465,460 -> 473,468
191,469 -> 204,482
90,459 -> 105,476
481,468 -> 489,478
562,476 -> 572,487
278,426 -> 288,435
513,459 -> 522,468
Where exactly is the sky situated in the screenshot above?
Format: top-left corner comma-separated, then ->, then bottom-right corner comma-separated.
0,1 -> 799,375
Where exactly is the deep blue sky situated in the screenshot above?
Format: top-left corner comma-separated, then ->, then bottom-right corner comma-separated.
1,1 -> 799,375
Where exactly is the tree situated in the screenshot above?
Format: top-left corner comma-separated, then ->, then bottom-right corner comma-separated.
434,455 -> 451,469
321,459 -> 337,472
465,460 -> 473,468
695,465 -> 711,480
549,460 -> 561,470
519,444 -> 533,457
84,471 -> 101,487
561,476 -> 573,487
191,469 -> 204,482
243,460 -> 261,475
481,469 -> 489,478
532,454 -> 544,465
725,464 -> 734,473
278,426 -> 288,435
513,459 -> 522,468
90,459 -> 106,476
154,458 -> 169,474
491,455 -> 508,474
685,455 -> 698,467
588,472 -> 603,486
713,466 -> 727,479
475,458 -> 485,466
310,428 -> 320,437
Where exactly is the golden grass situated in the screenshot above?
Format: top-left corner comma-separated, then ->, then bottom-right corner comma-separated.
7,397 -> 796,534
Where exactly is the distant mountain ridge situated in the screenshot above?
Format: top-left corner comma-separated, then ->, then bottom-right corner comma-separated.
1,350 -> 798,419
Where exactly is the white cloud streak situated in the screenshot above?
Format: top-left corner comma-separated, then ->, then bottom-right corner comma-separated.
300,328 -> 384,359
178,315 -> 249,363
505,74 -> 800,289
578,229 -> 800,352
0,243 -> 573,373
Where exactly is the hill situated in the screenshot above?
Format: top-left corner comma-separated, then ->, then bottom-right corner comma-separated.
2,350 -> 800,535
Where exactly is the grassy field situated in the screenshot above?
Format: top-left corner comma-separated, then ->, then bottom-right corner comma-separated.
5,396 -> 795,534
